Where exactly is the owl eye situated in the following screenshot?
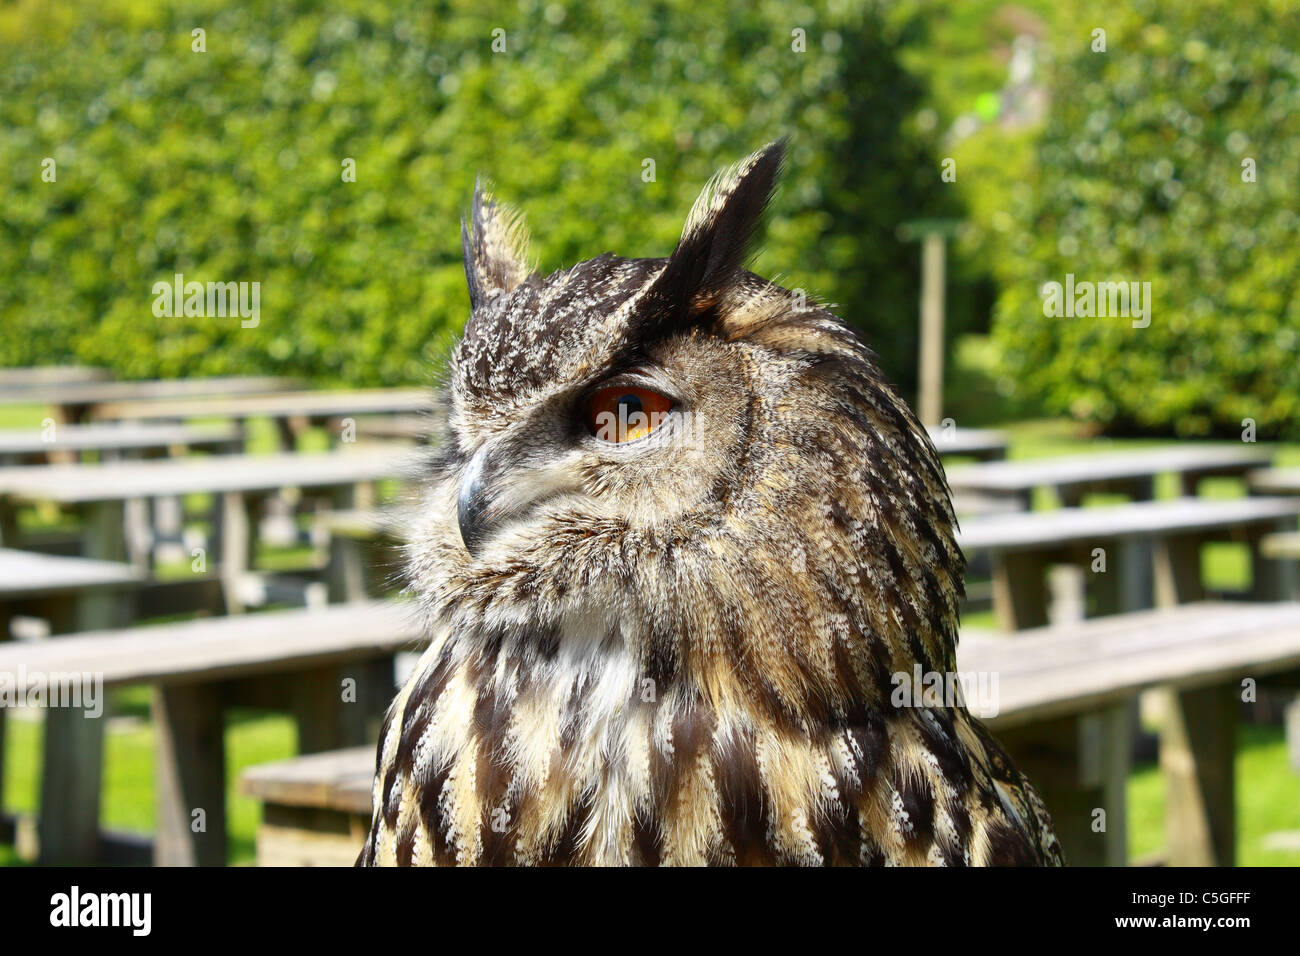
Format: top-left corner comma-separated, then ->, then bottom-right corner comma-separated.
586,385 -> 673,443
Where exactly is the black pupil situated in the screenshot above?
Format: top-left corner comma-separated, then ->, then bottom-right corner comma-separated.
617,394 -> 643,417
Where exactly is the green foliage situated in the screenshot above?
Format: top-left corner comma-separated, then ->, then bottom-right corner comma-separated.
0,0 -> 965,392
991,0 -> 1300,438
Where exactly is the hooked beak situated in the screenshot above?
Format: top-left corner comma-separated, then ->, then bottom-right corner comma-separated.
457,446 -> 497,556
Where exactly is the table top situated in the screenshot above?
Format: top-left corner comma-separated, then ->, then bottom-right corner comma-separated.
957,495 -> 1300,553
0,375 -> 300,408
0,449 -> 418,503
0,421 -> 241,455
0,599 -> 421,687
95,387 -> 434,422
925,425 -> 1008,457
946,445 -> 1273,494
962,601 -> 1300,728
0,548 -> 143,598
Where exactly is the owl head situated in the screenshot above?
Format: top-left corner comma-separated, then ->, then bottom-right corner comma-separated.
408,141 -> 964,727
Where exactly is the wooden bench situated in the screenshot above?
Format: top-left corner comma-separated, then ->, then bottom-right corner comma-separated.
925,424 -> 1008,461
0,599 -> 423,865
239,602 -> 1300,867
242,746 -> 376,865
948,445 -> 1272,510
958,496 -> 1300,630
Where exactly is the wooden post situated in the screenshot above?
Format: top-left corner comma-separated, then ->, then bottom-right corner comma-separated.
1158,683 -> 1236,866
917,233 -> 946,426
899,218 -> 962,427
154,682 -> 228,866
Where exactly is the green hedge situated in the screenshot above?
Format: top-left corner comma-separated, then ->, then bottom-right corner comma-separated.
991,0 -> 1300,438
0,0 -> 968,392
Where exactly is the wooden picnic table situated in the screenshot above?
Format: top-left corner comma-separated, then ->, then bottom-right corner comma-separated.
0,548 -> 143,862
969,601 -> 1300,866
0,448 -> 416,613
0,375 -> 301,425
95,387 -> 434,452
0,421 -> 242,465
947,445 -> 1273,509
958,496 -> 1300,631
925,424 -> 1008,461
0,599 -> 418,864
238,601 -> 1300,867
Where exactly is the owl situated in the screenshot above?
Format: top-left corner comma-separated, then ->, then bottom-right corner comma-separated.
358,141 -> 1062,866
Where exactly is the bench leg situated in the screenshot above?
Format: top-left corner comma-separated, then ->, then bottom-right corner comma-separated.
1158,683 -> 1236,866
292,666 -> 348,754
154,683 -> 227,866
35,586 -> 119,864
998,704 -> 1129,866
991,552 -> 1050,631
327,536 -> 368,603
0,606 -> 10,831
292,660 -> 394,753
218,491 -> 256,614
1153,532 -> 1205,607
343,658 -> 395,747
1252,519 -> 1296,601
38,708 -> 105,864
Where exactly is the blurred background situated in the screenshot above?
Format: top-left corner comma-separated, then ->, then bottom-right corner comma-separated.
1,0 -> 1298,867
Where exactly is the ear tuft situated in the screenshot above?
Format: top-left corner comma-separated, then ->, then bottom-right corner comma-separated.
461,179 -> 534,310
648,139 -> 787,320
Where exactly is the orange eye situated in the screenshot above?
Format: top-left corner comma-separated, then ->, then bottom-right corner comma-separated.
586,385 -> 673,443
